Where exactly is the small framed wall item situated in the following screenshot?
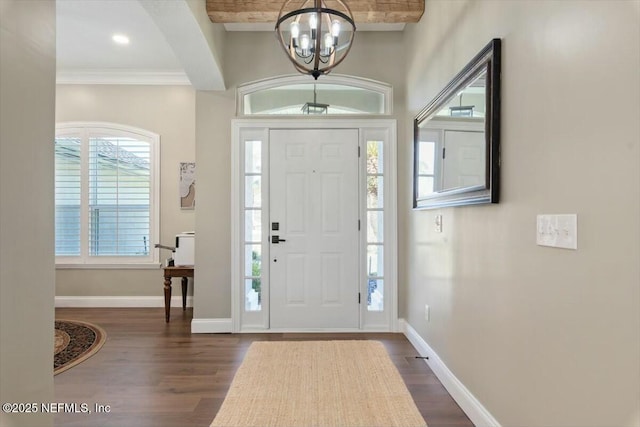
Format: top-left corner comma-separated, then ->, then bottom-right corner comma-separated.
180,162 -> 196,209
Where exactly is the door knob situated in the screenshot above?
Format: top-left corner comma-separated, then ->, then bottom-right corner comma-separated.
271,235 -> 287,244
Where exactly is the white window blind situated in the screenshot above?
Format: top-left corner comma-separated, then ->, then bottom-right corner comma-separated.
55,123 -> 159,266
54,136 -> 82,256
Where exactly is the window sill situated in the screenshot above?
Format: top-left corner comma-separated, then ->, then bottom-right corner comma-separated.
56,263 -> 161,270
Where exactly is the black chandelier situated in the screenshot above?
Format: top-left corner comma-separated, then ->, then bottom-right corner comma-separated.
275,0 -> 356,80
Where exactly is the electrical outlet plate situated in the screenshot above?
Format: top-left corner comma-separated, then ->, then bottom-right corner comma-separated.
536,214 -> 578,250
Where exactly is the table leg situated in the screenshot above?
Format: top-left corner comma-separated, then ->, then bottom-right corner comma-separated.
181,277 -> 188,311
164,276 -> 172,322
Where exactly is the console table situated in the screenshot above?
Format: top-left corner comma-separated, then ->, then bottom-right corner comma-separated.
163,266 -> 194,323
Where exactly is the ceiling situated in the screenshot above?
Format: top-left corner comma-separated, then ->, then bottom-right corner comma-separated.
57,0 -> 182,72
56,0 -> 424,89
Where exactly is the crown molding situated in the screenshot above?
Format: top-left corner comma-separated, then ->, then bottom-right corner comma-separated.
56,69 -> 191,86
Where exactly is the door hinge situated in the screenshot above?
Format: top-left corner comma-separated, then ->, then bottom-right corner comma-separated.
442,147 -> 446,159
358,292 -> 361,304
358,146 -> 361,157
358,219 -> 361,230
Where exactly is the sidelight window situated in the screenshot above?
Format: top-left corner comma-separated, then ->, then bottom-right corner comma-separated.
244,139 -> 263,311
366,140 -> 385,311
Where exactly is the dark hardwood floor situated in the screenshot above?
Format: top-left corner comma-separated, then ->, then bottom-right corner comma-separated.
54,307 -> 473,427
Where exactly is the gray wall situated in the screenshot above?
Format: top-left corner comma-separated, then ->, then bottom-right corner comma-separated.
193,89 -> 234,319
0,1 -> 56,426
401,1 -> 640,426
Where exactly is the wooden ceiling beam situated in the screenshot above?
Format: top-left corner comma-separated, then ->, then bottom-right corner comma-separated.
206,1 -> 424,24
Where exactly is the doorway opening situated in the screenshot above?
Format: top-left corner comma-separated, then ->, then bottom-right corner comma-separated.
231,119 -> 397,332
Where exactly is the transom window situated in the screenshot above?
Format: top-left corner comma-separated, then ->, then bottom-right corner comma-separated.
55,122 -> 159,267
237,75 -> 392,116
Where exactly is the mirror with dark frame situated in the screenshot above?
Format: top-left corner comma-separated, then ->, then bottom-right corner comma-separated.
413,38 -> 501,209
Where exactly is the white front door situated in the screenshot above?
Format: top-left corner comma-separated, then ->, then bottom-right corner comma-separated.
269,129 -> 359,329
442,130 -> 485,190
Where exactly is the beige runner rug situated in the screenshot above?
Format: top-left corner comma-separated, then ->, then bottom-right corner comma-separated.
211,340 -> 427,427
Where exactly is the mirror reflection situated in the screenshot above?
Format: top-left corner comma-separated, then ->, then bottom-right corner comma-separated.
416,70 -> 487,196
413,38 -> 500,209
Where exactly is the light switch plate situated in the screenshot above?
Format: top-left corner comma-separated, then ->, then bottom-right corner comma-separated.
536,214 -> 578,250
435,214 -> 443,233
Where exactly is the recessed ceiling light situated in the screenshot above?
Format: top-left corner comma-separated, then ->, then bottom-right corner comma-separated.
112,34 -> 130,45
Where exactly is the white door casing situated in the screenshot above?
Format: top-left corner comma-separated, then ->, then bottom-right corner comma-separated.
269,129 -> 360,329
231,119 -> 397,333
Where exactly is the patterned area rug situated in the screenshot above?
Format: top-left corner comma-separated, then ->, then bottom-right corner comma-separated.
54,319 -> 106,375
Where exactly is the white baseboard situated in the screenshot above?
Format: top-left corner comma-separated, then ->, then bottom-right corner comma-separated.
55,295 -> 193,308
399,318 -> 501,427
191,318 -> 233,334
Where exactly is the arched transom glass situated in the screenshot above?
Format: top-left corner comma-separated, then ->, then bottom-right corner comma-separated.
237,75 -> 392,116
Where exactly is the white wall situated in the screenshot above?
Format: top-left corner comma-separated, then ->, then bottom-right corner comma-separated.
55,85 -> 196,297
401,1 -> 640,426
0,1 -> 56,426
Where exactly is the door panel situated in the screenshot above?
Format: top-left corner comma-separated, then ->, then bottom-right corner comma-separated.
285,254 -> 307,304
442,130 -> 485,190
321,254 -> 341,304
270,129 -> 359,329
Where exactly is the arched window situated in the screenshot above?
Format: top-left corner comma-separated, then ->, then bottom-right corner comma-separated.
237,75 -> 392,116
55,122 -> 160,267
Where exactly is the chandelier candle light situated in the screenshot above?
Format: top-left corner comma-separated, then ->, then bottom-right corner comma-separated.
276,0 -> 356,79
